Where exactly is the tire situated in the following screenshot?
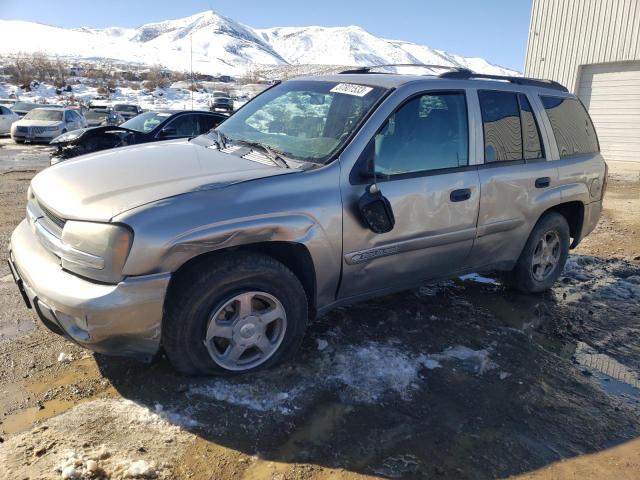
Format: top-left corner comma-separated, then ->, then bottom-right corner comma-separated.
503,212 -> 570,293
163,251 -> 308,376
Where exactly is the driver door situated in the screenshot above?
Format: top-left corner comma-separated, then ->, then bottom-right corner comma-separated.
339,90 -> 480,299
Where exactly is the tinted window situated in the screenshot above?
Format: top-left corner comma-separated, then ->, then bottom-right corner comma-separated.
479,91 -> 522,162
541,96 -> 599,157
199,114 -> 223,132
64,111 -> 73,122
0,106 -> 8,115
165,114 -> 200,137
121,111 -> 171,133
518,94 -> 543,160
374,92 -> 468,175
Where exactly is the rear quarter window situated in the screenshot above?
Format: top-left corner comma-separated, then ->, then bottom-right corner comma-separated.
540,96 -> 599,158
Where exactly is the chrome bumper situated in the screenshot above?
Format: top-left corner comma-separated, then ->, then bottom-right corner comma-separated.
9,219 -> 170,361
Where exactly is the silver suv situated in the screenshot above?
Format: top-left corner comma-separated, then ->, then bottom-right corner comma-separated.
8,67 -> 607,375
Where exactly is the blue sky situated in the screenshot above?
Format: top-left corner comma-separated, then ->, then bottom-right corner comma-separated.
0,0 -> 532,71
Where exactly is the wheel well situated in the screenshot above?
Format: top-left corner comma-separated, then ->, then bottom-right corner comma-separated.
544,201 -> 584,248
166,242 -> 317,318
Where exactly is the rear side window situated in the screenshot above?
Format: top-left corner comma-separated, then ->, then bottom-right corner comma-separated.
479,91 -> 522,162
540,96 -> 599,158
518,94 -> 543,160
479,91 -> 545,163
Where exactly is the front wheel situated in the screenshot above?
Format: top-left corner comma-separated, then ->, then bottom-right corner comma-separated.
163,252 -> 308,375
504,212 -> 570,293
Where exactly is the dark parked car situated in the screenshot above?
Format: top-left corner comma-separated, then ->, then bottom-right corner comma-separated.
84,109 -> 125,127
113,103 -> 143,120
49,110 -> 227,164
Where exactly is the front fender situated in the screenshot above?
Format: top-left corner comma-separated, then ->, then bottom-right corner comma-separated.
161,212 -> 331,272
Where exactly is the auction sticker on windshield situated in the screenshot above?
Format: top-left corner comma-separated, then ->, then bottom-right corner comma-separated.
330,83 -> 373,97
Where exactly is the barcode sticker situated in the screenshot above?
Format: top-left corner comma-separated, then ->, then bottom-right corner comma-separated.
330,83 -> 373,97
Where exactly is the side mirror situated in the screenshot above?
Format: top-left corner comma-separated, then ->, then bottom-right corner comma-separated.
358,184 -> 395,234
159,127 -> 177,137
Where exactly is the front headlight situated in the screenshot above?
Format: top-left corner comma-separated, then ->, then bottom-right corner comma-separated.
45,125 -> 62,132
60,221 -> 133,283
51,129 -> 84,144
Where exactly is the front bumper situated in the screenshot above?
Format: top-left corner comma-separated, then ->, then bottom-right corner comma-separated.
11,131 -> 61,143
9,219 -> 170,361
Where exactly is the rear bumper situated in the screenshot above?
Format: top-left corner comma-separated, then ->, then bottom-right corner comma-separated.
9,219 -> 170,361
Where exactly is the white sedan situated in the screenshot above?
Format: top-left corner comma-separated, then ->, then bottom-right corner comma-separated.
0,105 -> 19,134
11,107 -> 87,143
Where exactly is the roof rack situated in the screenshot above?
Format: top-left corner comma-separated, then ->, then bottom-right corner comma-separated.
339,64 -> 473,75
338,64 -> 568,92
439,70 -> 568,92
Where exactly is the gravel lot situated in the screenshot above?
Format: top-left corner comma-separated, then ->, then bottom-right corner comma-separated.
0,137 -> 638,479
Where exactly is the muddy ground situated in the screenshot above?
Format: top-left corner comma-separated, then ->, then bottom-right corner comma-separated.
0,136 -> 638,480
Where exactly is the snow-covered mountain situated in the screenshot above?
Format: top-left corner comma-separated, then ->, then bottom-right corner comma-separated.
0,10 -> 518,76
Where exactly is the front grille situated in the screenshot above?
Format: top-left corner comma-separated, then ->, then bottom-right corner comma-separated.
38,201 -> 66,230
32,127 -> 46,135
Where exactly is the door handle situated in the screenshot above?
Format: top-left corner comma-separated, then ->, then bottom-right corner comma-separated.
535,177 -> 550,188
450,188 -> 471,202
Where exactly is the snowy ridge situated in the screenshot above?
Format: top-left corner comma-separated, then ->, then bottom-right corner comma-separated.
0,10 -> 519,76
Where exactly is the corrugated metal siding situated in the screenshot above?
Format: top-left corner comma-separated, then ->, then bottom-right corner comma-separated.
577,62 -> 640,162
524,0 -> 640,91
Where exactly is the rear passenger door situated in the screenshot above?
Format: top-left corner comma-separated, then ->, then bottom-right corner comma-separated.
340,90 -> 480,299
468,89 -> 559,270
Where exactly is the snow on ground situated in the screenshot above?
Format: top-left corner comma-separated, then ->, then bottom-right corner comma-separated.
188,338 -> 496,415
1,81 -> 220,112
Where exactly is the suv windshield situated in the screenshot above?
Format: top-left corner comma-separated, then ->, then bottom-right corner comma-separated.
23,109 -> 63,121
121,111 -> 171,133
215,80 -> 387,163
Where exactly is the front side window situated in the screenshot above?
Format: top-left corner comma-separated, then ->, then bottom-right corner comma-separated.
540,96 -> 599,158
121,111 -> 171,133
165,114 -> 200,137
199,114 -> 223,131
216,80 -> 387,163
374,92 -> 469,176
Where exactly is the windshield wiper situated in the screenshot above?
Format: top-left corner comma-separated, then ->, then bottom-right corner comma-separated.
232,139 -> 290,169
213,128 -> 230,150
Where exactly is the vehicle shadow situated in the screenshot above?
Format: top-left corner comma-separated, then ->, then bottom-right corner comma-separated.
95,255 -> 640,479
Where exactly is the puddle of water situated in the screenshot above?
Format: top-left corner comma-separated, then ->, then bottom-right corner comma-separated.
0,357 -> 118,435
574,342 -> 640,402
0,398 -> 78,435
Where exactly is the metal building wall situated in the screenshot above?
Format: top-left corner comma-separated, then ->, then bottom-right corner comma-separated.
524,0 -> 640,91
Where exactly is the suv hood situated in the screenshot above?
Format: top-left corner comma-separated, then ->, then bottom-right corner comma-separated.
31,139 -> 292,222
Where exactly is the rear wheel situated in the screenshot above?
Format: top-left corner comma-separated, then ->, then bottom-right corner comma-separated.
504,212 -> 570,293
163,252 -> 308,375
